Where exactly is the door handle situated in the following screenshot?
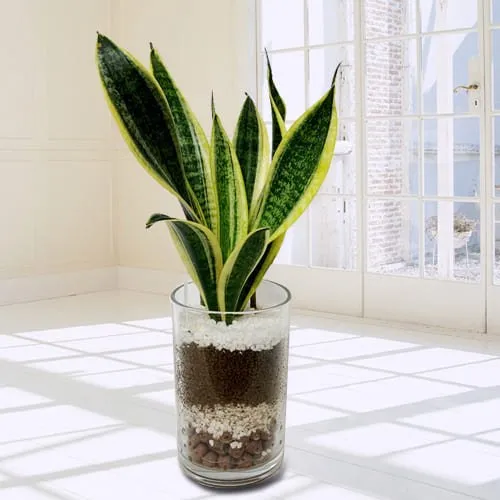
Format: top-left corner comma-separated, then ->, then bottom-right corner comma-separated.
453,83 -> 479,93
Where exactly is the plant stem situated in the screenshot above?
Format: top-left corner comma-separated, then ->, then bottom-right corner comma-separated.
250,292 -> 257,309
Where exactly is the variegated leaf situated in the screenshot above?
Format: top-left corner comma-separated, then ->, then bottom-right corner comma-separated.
217,227 -> 270,316
96,34 -> 197,221
211,113 -> 248,261
265,50 -> 287,156
233,94 -> 270,221
253,80 -> 339,241
236,233 -> 285,311
150,45 -> 218,230
146,213 -> 222,311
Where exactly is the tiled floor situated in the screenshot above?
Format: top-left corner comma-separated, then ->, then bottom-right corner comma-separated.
0,290 -> 500,499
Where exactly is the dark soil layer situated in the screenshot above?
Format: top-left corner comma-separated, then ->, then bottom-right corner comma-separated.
176,340 -> 288,406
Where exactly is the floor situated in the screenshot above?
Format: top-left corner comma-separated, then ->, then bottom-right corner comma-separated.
0,291 -> 500,499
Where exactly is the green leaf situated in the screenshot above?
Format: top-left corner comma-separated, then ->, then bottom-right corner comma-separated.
236,233 -> 285,311
265,50 -> 287,156
253,81 -> 338,242
331,62 -> 342,87
270,97 -> 287,158
146,213 -> 222,311
233,95 -> 270,221
211,113 -> 249,261
150,45 -> 218,230
96,34 -> 197,221
217,227 -> 270,316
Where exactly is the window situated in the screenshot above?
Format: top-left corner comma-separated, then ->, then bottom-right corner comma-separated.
258,0 -> 500,332
260,0 -> 356,270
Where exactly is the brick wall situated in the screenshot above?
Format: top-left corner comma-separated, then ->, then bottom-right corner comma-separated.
365,0 -> 411,270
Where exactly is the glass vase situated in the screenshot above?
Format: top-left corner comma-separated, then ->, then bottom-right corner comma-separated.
171,280 -> 291,488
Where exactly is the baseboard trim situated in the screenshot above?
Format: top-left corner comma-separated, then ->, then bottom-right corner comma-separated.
116,267 -> 500,338
0,267 -> 117,306
117,266 -> 186,296
3,266 -> 498,338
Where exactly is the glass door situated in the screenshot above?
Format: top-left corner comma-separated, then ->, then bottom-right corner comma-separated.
258,0 -> 492,332
362,0 -> 485,331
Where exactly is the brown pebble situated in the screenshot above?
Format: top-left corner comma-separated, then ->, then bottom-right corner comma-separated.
245,439 -> 262,456
202,451 -> 219,468
220,431 -> 233,443
236,453 -> 253,469
250,431 -> 260,441
217,454 -> 232,471
228,445 -> 245,459
198,432 -> 210,443
208,439 -> 227,455
188,433 -> 201,449
260,430 -> 272,441
192,443 -> 209,462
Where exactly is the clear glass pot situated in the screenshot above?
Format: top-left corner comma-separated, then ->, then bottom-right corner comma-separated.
171,280 -> 291,488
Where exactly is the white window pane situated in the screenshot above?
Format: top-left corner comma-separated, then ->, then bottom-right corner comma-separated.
420,0 -> 477,32
367,199 -> 420,277
366,119 -> 419,196
494,117 -> 500,196
275,210 -> 309,266
308,0 -> 353,45
492,30 -> 500,110
320,122 -> 357,195
262,51 -> 305,121
261,0 -> 304,50
422,32 -> 479,115
423,117 -> 480,197
425,201 -> 480,282
365,0 -> 416,39
494,0 -> 500,25
365,39 -> 417,116
309,45 -> 355,118
311,196 -> 357,270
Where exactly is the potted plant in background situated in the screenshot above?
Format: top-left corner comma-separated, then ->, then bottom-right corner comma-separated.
96,33 -> 340,488
426,213 -> 477,269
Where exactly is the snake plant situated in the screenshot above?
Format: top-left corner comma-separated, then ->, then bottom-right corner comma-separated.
96,34 -> 340,320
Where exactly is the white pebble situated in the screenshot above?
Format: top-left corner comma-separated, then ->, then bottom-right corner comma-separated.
179,313 -> 286,351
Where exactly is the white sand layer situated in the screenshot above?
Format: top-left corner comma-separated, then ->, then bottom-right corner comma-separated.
181,402 -> 281,440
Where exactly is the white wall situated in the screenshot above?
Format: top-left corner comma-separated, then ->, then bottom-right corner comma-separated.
0,0 -> 115,281
0,0 -> 256,293
112,0 -> 257,274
